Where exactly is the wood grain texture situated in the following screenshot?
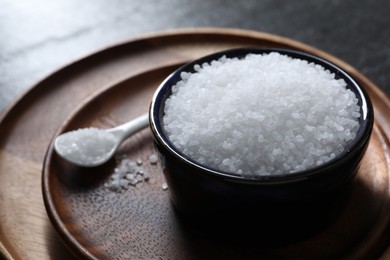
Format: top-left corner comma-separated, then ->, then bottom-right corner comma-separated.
0,28 -> 389,259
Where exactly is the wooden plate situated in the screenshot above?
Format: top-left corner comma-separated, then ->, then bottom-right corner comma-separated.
1,28 -> 390,259
44,65 -> 390,259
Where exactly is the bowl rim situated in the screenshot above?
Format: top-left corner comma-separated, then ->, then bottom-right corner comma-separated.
149,47 -> 374,183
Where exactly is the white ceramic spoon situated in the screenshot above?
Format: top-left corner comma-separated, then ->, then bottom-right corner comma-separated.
54,113 -> 149,167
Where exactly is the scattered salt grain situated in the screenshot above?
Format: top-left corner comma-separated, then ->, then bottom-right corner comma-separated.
143,172 -> 150,181
136,158 -> 143,165
162,182 -> 169,191
105,154 -> 159,192
163,52 -> 361,176
148,154 -> 158,165
56,128 -> 116,166
125,173 -> 139,186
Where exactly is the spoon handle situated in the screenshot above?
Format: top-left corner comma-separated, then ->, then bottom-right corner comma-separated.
108,113 -> 149,141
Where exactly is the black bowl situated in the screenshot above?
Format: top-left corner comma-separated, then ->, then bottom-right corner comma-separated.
149,47 -> 374,243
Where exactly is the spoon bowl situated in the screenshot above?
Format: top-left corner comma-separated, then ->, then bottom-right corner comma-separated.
54,113 -> 149,167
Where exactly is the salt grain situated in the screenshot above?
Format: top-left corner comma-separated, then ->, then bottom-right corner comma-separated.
136,158 -> 143,165
162,182 -> 169,190
105,155 -> 158,192
163,52 -> 361,175
148,154 -> 158,165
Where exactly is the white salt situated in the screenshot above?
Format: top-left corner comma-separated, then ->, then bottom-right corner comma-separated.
136,158 -> 143,165
105,155 -> 158,192
162,182 -> 169,190
56,128 -> 116,166
148,154 -> 158,165
163,52 -> 361,176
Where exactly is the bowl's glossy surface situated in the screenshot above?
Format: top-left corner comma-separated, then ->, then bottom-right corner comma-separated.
149,47 -> 374,240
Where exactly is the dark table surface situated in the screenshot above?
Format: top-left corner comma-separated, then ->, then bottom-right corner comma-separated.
1,0 -> 389,114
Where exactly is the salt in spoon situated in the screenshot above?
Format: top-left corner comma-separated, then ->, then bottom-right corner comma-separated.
54,113 -> 149,167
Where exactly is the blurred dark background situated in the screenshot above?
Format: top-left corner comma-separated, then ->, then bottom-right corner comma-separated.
1,0 -> 389,112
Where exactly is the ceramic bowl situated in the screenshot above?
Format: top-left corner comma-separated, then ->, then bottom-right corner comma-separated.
149,47 -> 374,241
